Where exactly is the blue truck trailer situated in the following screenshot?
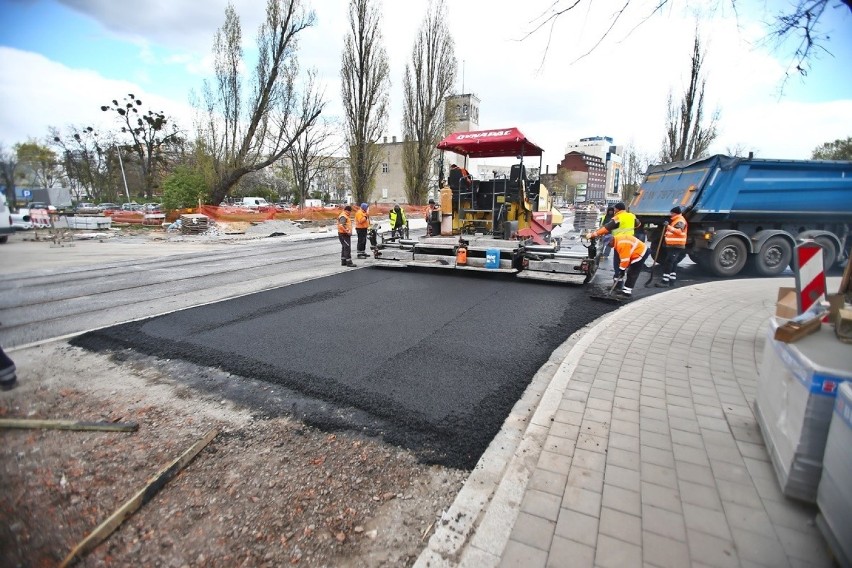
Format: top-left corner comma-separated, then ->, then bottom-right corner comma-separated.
630,155 -> 852,277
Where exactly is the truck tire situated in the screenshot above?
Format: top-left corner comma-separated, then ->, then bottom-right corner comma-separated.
0,235 -> 7,244
754,236 -> 793,276
814,236 -> 837,270
710,236 -> 747,277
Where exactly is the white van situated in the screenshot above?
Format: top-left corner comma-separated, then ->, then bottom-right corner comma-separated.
0,192 -> 14,244
239,197 -> 271,209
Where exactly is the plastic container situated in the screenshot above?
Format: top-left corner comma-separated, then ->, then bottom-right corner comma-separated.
456,246 -> 467,265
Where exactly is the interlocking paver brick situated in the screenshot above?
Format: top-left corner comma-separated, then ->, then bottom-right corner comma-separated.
554,507 -> 598,546
521,489 -> 562,522
599,507 -> 641,546
433,281 -> 835,568
602,483 -> 641,517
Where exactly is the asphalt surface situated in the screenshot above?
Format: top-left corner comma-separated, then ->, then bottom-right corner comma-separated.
71,266 -> 622,469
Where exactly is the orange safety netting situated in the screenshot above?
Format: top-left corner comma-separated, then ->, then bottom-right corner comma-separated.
105,204 -> 432,225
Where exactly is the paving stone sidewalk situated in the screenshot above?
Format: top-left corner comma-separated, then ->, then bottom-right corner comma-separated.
418,278 -> 834,568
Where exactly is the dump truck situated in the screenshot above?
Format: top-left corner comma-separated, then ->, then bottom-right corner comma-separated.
370,127 -> 598,284
630,155 -> 852,277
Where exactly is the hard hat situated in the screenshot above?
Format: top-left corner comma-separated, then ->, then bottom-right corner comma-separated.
670,206 -> 682,214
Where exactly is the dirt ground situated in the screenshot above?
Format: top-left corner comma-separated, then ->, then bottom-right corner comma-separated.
0,341 -> 467,568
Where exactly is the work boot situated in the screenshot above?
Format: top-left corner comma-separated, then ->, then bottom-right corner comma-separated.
654,281 -> 669,288
341,259 -> 347,266
0,361 -> 16,391
345,261 -> 357,267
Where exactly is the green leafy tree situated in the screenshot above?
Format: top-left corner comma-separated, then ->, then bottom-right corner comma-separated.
16,141 -> 61,188
811,137 -> 852,160
162,166 -> 209,211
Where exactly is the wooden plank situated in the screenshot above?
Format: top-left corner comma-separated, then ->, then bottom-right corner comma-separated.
0,418 -> 138,432
59,428 -> 218,567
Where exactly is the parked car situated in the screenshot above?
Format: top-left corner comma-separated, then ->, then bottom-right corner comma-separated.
1,193 -> 15,243
98,203 -> 120,212
75,202 -> 99,214
143,203 -> 162,213
27,201 -> 55,211
121,202 -> 143,211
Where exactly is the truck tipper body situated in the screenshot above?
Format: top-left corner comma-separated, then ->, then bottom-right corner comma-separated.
631,155 -> 852,277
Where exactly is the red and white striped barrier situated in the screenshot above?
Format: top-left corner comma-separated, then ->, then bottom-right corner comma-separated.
30,208 -> 51,229
794,241 -> 826,314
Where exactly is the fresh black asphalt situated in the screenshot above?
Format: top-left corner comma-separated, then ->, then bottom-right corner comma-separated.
71,262 -> 728,470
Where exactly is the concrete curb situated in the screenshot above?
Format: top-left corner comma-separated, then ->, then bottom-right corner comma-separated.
414,296 -> 651,567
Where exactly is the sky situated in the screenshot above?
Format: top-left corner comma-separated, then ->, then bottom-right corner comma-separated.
1,0 -> 851,172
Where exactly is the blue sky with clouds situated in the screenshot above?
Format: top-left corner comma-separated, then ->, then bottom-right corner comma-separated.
1,0 -> 850,166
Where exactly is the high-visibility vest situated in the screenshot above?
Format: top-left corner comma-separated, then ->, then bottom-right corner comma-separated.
355,208 -> 369,229
337,210 -> 352,234
389,208 -> 406,227
614,234 -> 647,271
611,210 -> 637,237
664,214 -> 687,247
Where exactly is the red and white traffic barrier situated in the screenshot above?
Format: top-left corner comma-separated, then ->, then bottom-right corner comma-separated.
794,241 -> 826,315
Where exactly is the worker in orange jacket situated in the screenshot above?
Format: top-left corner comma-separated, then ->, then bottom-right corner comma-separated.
612,233 -> 650,299
337,205 -> 356,267
656,206 -> 688,287
585,202 -> 642,272
355,202 -> 370,259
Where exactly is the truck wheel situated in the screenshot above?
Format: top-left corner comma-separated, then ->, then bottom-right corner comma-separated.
814,237 -> 837,270
710,237 -> 747,277
754,236 -> 793,276
0,235 -> 7,244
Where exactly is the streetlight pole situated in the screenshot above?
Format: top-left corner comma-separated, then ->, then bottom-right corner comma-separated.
116,146 -> 130,203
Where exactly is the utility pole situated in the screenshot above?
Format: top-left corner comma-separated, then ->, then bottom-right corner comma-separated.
116,146 -> 131,203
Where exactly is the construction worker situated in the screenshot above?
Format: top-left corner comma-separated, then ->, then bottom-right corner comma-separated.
585,202 -> 641,271
389,204 -> 407,240
656,206 -> 688,287
597,206 -> 615,260
612,233 -> 650,300
425,198 -> 440,236
337,205 -> 356,267
449,163 -> 472,190
355,202 -> 370,259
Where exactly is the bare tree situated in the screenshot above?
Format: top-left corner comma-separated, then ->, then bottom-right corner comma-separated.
100,94 -> 182,200
401,0 -> 457,205
620,142 -> 652,205
196,0 -> 326,205
341,0 -> 390,205
661,29 -> 719,163
525,0 -> 851,81
51,126 -> 121,202
286,112 -> 341,208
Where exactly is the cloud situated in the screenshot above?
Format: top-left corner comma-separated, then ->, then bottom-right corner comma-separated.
0,47 -> 195,146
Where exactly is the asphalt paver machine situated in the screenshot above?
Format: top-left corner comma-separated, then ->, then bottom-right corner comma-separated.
370,127 -> 598,284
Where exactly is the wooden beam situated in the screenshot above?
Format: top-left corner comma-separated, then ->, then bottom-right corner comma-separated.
59,428 -> 218,567
0,419 -> 138,432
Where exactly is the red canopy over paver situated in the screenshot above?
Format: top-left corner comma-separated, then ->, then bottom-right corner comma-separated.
436,127 -> 544,158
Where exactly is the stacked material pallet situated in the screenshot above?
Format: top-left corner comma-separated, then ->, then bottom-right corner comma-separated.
816,382 -> 852,568
572,208 -> 600,232
180,214 -> 209,235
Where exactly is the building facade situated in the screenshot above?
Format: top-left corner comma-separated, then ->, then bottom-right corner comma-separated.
564,136 -> 623,204
368,93 -> 482,205
557,152 -> 606,205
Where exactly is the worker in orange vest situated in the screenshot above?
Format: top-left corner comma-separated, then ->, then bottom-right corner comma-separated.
355,202 -> 370,259
656,206 -> 688,287
337,205 -> 356,267
612,233 -> 650,299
